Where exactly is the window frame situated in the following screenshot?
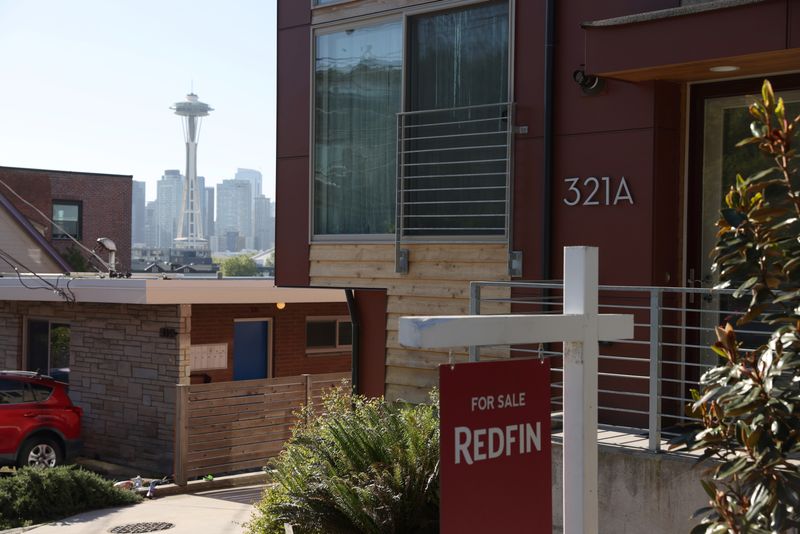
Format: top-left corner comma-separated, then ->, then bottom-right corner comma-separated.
51,200 -> 83,240
22,318 -> 71,380
309,0 -> 515,243
305,316 -> 353,354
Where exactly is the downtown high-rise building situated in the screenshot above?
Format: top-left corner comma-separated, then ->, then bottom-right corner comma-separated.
155,170 -> 183,248
216,178 -> 252,251
254,195 -> 274,251
235,168 -> 262,199
144,200 -> 158,248
131,180 -> 146,246
203,186 -> 214,240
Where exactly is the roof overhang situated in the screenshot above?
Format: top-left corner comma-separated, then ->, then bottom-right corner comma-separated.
0,277 -> 346,305
583,0 -> 799,83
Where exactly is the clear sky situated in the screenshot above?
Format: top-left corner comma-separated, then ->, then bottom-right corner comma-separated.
0,0 -> 277,202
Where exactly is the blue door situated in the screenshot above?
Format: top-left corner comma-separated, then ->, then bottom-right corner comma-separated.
233,321 -> 269,381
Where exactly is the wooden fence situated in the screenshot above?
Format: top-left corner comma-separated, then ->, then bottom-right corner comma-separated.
174,372 -> 349,485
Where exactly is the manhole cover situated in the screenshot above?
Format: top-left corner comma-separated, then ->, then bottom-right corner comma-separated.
109,523 -> 175,533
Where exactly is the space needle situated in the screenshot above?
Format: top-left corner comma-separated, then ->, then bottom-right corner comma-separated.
171,92 -> 213,250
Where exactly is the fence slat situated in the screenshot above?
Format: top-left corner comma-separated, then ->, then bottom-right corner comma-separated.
176,372 -> 350,482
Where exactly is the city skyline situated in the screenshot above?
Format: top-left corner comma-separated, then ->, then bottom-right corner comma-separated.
0,0 -> 277,203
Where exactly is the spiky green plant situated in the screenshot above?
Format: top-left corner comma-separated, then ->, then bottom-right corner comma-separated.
247,387 -> 440,534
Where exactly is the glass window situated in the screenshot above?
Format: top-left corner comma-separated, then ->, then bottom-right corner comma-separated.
30,384 -> 53,402
0,379 -> 27,404
402,1 -> 510,237
52,201 -> 81,239
26,320 -> 70,383
307,319 -> 353,350
307,321 -> 337,348
338,321 -> 353,346
313,20 -> 402,235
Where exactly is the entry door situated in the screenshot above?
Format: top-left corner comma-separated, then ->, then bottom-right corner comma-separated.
692,85 -> 800,364
233,320 -> 270,381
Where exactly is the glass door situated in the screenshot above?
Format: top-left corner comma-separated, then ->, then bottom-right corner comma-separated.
696,89 -> 800,364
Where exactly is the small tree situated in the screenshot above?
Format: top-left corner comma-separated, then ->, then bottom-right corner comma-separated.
679,80 -> 800,533
60,245 -> 89,272
221,255 -> 258,277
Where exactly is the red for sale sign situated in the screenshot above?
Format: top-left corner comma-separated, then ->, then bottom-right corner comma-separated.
439,358 -> 551,533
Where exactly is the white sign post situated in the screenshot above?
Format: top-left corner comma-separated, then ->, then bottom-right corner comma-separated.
399,246 -> 633,534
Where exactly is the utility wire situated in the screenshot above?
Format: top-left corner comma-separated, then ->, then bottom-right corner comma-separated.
0,178 -> 111,271
0,248 -> 76,303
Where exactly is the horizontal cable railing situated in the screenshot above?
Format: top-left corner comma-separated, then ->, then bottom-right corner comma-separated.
469,281 -> 772,452
395,102 -> 513,240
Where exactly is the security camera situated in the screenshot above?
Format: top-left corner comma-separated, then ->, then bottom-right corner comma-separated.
573,69 -> 605,96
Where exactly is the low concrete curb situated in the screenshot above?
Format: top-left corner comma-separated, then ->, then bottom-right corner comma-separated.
134,471 -> 270,498
0,527 -> 39,534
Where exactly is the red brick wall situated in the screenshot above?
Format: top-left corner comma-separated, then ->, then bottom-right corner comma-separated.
49,170 -> 132,272
190,302 -> 351,382
0,167 -> 132,272
0,169 -> 52,233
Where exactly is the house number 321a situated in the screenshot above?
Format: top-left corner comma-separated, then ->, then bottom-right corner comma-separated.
563,176 -> 634,206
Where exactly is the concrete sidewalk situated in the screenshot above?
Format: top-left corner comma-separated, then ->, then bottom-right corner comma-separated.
27,485 -> 264,534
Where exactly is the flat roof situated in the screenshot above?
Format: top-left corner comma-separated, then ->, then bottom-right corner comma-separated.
0,276 -> 346,305
0,165 -> 132,179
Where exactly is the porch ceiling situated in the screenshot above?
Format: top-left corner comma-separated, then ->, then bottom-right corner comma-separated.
595,48 -> 800,83
582,0 -> 799,83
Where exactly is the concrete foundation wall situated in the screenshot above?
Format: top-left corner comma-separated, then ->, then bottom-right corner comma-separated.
552,442 -> 706,533
0,301 -> 182,474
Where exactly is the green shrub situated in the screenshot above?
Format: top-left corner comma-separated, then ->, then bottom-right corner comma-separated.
247,388 -> 440,534
0,466 -> 141,529
221,255 -> 258,276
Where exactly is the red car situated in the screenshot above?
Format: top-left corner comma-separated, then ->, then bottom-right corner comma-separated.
0,371 -> 82,468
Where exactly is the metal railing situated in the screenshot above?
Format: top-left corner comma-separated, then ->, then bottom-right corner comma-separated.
469,281 -> 772,452
395,102 -> 514,271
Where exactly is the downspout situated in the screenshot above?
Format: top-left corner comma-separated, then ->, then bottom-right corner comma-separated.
345,289 -> 359,396
542,0 -> 555,281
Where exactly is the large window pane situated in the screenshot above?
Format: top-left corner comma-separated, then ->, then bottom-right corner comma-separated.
26,319 -> 49,374
307,321 -> 337,348
52,201 -> 81,239
402,2 -> 510,237
408,2 -> 508,112
314,21 -> 402,235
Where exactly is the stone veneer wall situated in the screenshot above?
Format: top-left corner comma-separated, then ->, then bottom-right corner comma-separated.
0,301 -> 188,474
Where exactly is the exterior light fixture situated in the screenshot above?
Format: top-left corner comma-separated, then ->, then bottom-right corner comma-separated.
709,65 -> 740,73
276,302 -> 286,310
572,69 -> 605,96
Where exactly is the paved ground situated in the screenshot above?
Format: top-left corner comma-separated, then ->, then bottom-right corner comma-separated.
27,485 -> 264,534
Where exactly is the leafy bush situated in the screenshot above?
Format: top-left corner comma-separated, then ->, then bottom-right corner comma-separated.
677,80 -> 800,533
60,245 -> 90,272
0,466 -> 141,529
247,388 -> 440,534
221,255 -> 259,277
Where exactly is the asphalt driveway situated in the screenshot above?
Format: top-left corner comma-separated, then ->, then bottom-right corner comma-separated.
25,485 -> 264,534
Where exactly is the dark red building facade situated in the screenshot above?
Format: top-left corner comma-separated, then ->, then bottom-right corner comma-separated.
276,0 -> 800,399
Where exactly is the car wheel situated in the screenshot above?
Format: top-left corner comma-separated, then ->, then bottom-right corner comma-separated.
18,438 -> 63,468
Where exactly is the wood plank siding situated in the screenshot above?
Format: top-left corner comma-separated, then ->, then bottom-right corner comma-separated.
310,243 -> 510,403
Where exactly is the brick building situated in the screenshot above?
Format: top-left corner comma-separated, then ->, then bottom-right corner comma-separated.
0,277 -> 350,473
0,166 -> 132,272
